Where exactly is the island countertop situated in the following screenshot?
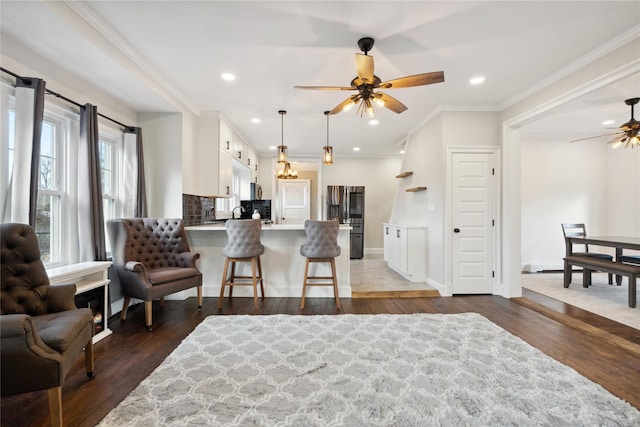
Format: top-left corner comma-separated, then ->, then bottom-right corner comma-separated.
185,223 -> 351,299
186,223 -> 352,231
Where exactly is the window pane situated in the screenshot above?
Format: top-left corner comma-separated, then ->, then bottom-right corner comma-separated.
35,193 -> 60,264
40,122 -> 54,156
39,157 -> 54,189
99,140 -> 112,195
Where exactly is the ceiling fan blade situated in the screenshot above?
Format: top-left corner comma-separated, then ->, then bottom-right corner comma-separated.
375,92 -> 408,114
294,85 -> 354,91
329,95 -> 360,115
379,71 -> 445,89
356,53 -> 374,84
569,131 -> 624,143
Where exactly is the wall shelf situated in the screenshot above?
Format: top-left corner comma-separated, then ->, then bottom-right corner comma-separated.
396,172 -> 413,178
406,187 -> 427,192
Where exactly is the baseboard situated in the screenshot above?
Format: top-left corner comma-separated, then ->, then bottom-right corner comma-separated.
522,263 -> 563,273
364,248 -> 383,255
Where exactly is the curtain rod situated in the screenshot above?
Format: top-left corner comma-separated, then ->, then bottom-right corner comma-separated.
1,67 -> 134,131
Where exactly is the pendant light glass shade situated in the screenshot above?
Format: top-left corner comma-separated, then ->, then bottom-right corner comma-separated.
276,161 -> 298,179
277,110 -> 288,163
323,110 -> 333,165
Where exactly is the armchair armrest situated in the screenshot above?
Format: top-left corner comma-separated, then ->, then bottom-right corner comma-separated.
45,283 -> 78,312
175,252 -> 200,268
125,261 -> 150,282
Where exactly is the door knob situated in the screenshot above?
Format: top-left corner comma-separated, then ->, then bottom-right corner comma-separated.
453,228 -> 460,233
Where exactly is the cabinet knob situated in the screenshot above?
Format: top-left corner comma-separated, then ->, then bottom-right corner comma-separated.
226,186 -> 230,195
396,229 -> 400,238
385,227 -> 389,235
453,228 -> 460,233
225,141 -> 230,150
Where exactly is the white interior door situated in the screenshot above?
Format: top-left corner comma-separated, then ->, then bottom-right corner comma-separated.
451,152 -> 495,294
279,180 -> 310,224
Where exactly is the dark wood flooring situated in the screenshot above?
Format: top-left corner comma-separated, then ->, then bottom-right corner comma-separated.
2,293 -> 639,426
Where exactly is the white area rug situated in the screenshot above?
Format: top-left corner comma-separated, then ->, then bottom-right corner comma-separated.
98,314 -> 640,426
522,272 -> 639,330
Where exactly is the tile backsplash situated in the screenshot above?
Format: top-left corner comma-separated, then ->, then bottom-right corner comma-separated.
182,193 -> 215,226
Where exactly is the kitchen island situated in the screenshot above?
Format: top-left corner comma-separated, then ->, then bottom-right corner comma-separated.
186,223 -> 351,299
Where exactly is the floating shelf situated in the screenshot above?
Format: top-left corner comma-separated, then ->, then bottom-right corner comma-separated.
396,172 -> 413,178
406,186 -> 427,192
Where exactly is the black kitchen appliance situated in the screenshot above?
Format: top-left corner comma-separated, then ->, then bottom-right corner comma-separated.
326,185 -> 365,259
240,199 -> 271,220
250,183 -> 262,200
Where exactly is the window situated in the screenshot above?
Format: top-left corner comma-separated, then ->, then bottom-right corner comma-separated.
1,83 -> 124,266
35,118 -> 65,264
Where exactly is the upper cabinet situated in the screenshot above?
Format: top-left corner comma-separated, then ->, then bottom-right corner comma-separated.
219,119 -> 233,154
184,113 -> 261,197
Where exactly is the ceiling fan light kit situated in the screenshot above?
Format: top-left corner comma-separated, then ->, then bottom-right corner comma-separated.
295,37 -> 444,118
571,97 -> 640,149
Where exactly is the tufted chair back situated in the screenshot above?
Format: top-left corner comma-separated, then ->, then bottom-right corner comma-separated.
109,218 -> 191,269
300,220 -> 341,259
223,219 -> 264,258
1,223 -> 54,316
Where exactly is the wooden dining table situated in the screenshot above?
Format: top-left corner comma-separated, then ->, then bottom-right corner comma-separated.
565,235 -> 640,285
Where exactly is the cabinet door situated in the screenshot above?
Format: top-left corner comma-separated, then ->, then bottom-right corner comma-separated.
233,133 -> 244,161
397,227 -> 409,274
219,150 -> 233,197
383,225 -> 393,263
219,120 -> 232,154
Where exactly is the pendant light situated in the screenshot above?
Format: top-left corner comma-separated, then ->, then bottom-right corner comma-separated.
323,110 -> 333,165
277,110 -> 288,163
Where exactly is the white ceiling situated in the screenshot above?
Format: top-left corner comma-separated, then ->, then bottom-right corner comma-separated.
1,1 -> 639,157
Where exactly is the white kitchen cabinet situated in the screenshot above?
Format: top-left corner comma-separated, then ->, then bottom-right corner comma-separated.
219,149 -> 233,197
232,132 -> 245,162
219,119 -> 233,154
383,224 -> 426,282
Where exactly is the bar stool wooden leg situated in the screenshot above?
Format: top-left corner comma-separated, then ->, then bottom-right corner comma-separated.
257,256 -> 265,299
218,258 -> 230,309
251,258 -> 259,309
300,258 -> 310,309
331,258 -> 341,310
229,261 -> 236,299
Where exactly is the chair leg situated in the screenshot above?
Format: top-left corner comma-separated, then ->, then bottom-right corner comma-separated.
229,261 -> 236,299
120,296 -> 131,320
85,337 -> 94,378
48,386 -> 63,427
331,258 -> 341,310
251,258 -> 259,310
583,269 -> 592,288
218,258 -> 231,310
144,301 -> 153,331
607,273 -> 613,285
629,275 -> 637,308
257,256 -> 265,299
300,258 -> 310,309
563,261 -> 571,288
197,285 -> 203,311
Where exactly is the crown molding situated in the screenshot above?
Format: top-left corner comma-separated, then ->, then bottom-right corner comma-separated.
55,0 -> 200,115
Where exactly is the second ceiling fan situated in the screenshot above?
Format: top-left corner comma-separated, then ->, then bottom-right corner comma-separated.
295,37 -> 444,117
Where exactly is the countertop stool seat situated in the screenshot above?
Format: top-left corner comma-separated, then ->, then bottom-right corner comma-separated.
219,219 -> 265,310
300,220 -> 341,310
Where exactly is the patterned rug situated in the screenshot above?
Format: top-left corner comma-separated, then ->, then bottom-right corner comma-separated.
98,314 -> 640,426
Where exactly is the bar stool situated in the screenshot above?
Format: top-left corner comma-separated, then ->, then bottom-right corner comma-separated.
218,219 -> 265,310
300,220 -> 341,310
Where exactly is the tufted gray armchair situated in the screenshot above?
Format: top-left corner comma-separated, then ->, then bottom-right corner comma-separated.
300,220 -> 342,310
1,223 -> 95,427
107,218 -> 202,330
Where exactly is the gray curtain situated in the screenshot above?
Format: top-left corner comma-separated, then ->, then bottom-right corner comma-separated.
123,127 -> 147,217
2,77 -> 45,226
78,103 -> 107,261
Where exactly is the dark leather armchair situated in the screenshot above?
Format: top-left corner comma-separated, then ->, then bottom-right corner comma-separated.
107,218 -> 202,330
1,223 -> 95,427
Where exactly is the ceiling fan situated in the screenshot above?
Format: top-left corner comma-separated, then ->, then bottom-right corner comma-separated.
294,37 -> 444,118
571,97 -> 640,149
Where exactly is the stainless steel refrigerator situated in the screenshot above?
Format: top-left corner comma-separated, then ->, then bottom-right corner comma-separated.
326,185 -> 364,259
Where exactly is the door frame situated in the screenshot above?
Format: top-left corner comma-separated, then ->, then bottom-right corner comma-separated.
444,146 -> 501,296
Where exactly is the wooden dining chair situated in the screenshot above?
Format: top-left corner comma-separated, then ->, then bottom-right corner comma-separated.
561,223 -> 613,285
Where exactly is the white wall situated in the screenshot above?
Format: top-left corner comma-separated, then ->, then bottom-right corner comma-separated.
391,111 -> 500,287
138,112 -> 184,218
521,136 -> 640,271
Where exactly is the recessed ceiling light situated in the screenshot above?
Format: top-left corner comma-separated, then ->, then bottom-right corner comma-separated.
469,76 -> 485,85
269,146 -> 276,150
602,120 -> 615,126
369,119 -> 379,125
251,118 -> 261,124
221,73 -> 235,81
353,147 -> 360,152
400,150 -> 405,154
